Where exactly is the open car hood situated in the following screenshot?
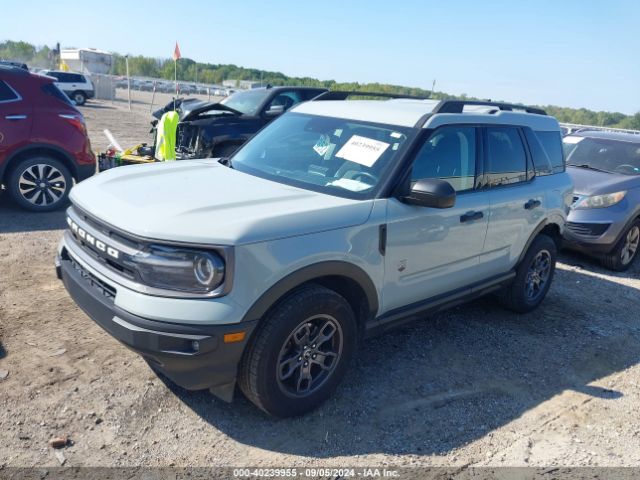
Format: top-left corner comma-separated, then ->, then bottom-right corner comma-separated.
152,98 -> 240,121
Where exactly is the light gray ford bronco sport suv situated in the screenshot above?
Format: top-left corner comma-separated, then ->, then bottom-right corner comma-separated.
56,98 -> 572,417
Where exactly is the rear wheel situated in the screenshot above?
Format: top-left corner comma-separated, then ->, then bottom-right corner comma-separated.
238,284 -> 357,417
7,156 -> 72,212
601,220 -> 640,271
72,91 -> 86,106
498,234 -> 557,313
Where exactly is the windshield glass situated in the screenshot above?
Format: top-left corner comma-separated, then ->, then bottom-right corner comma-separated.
231,113 -> 413,199
220,89 -> 269,115
564,136 -> 640,175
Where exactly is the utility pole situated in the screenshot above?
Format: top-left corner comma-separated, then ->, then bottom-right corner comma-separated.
125,55 -> 131,111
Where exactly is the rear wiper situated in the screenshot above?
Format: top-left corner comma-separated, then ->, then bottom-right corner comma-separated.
567,163 -> 612,173
218,157 -> 233,169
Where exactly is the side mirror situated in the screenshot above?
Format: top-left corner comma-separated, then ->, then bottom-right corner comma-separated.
264,105 -> 285,117
402,178 -> 456,208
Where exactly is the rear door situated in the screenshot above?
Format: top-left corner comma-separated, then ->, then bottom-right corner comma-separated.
382,125 -> 490,313
482,126 -> 544,274
0,78 -> 33,164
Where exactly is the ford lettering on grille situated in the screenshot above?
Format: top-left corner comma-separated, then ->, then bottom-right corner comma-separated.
67,217 -> 120,260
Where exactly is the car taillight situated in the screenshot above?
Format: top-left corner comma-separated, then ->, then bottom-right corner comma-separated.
59,113 -> 86,134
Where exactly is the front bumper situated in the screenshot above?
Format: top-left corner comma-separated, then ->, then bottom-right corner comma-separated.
56,251 -> 256,400
562,205 -> 629,255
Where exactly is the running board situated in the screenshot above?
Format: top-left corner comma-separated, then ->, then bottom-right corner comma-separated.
366,271 -> 516,337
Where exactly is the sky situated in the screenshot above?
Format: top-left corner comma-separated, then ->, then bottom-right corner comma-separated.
3,0 -> 639,114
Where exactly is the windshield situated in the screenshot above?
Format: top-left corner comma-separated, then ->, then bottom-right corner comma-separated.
564,136 -> 640,175
220,89 -> 269,115
231,113 -> 413,199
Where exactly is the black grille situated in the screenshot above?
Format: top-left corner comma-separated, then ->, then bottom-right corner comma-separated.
63,249 -> 116,300
566,222 -> 610,237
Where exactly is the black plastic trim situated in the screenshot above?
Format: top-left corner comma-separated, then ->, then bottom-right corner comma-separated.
242,261 -> 379,323
433,100 -> 547,116
368,271 -> 516,336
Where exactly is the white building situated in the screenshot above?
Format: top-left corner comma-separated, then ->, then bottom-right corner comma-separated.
60,48 -> 113,74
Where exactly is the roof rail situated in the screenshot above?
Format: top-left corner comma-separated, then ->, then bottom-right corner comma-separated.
313,91 -> 430,101
560,122 -> 640,136
433,100 -> 547,116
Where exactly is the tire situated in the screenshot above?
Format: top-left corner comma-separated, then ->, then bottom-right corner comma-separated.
600,220 -> 640,272
6,156 -> 73,212
498,234 -> 557,313
238,284 -> 357,417
72,91 -> 86,106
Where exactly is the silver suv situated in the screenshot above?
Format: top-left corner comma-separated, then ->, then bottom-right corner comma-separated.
56,98 -> 572,416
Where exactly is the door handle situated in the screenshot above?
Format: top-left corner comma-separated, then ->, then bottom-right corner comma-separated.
460,211 -> 484,223
524,199 -> 541,210
5,115 -> 27,120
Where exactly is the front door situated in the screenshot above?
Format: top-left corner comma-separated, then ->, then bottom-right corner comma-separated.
382,126 -> 490,314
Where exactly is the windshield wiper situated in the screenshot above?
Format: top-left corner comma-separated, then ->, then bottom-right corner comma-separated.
567,163 -> 612,173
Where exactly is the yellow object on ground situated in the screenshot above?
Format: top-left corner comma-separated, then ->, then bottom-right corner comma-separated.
155,111 -> 179,161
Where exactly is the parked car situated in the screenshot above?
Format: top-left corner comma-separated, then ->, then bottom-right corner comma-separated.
40,70 -> 94,106
138,80 -> 155,92
56,98 -> 571,416
0,60 -> 28,70
562,130 -> 640,270
0,66 -> 95,211
152,86 -> 327,159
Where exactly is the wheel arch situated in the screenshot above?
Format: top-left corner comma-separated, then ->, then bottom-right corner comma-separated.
1,143 -> 79,181
517,219 -> 562,266
241,261 -> 379,335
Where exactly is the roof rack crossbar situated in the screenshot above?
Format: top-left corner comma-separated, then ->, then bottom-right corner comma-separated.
433,100 -> 547,116
313,91 -> 430,101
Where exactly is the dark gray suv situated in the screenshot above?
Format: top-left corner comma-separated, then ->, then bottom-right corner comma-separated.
563,131 -> 640,270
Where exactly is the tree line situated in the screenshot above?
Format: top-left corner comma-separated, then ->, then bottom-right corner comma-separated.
2,40 -> 639,129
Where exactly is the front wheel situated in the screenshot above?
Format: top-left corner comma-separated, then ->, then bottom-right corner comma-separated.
601,220 -> 640,271
238,284 -> 357,417
498,234 -> 557,313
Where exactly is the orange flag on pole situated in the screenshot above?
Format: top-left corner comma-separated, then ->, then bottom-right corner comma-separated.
173,42 -> 181,61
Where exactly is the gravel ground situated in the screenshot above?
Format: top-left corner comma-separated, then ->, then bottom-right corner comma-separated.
1,100 -> 639,470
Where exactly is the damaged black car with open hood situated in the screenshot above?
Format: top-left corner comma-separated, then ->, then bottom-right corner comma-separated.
153,86 -> 328,159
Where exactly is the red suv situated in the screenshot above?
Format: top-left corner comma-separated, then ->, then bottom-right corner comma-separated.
0,66 -> 95,211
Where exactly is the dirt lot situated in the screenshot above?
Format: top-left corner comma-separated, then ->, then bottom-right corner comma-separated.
1,99 -> 640,470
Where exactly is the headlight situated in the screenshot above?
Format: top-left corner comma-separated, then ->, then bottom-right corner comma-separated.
572,191 -> 626,209
127,246 -> 225,294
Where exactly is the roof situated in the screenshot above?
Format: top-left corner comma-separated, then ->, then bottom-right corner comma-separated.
570,130 -> 640,144
293,99 -> 441,127
292,98 -> 559,131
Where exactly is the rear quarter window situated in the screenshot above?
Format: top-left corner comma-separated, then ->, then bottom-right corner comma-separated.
536,130 -> 565,173
41,83 -> 73,106
0,80 -> 20,102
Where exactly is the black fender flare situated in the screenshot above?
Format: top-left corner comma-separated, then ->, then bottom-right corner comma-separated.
517,219 -> 561,265
241,261 -> 379,323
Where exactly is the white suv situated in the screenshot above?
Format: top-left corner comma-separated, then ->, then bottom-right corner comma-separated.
41,70 -> 94,105
57,97 -> 572,416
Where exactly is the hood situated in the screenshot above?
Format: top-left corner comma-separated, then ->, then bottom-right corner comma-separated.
152,98 -> 240,121
70,160 -> 373,245
566,166 -> 640,195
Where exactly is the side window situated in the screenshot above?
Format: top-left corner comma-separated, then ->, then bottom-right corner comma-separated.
411,126 -> 477,192
266,91 -> 303,112
0,80 -> 20,102
536,131 -> 565,173
71,74 -> 86,83
486,127 -> 528,187
523,128 -> 553,176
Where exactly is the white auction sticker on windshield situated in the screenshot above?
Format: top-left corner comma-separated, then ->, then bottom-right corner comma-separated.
335,135 -> 390,167
564,136 -> 585,144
